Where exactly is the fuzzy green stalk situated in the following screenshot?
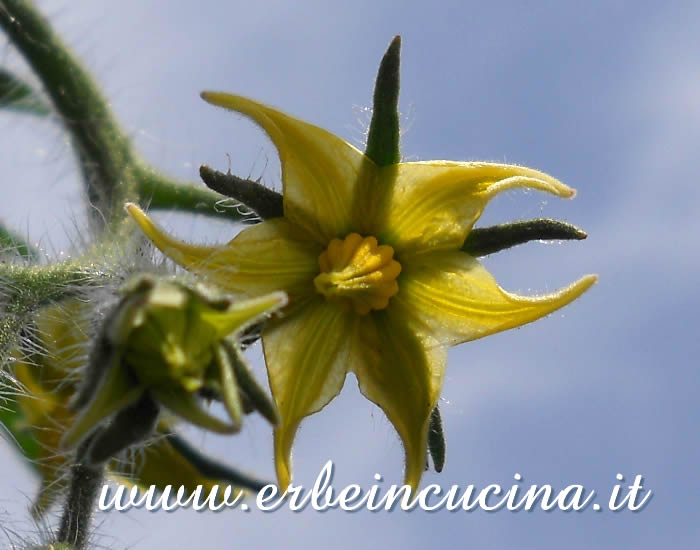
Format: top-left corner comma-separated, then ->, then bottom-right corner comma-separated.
138,170 -> 249,223
56,438 -> 104,550
0,0 -> 244,232
0,262 -> 111,366
0,0 -> 138,227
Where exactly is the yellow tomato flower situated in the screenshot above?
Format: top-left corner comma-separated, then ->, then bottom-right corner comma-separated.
127,93 -> 596,491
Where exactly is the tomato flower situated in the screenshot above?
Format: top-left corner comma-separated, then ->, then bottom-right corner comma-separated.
127,92 -> 596,491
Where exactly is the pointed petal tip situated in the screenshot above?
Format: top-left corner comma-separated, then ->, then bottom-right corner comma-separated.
200,91 -> 243,111
126,200 -> 219,268
547,273 -> 598,306
125,202 -> 161,245
578,273 -> 599,290
402,460 -> 423,494
562,185 -> 577,199
125,201 -> 147,226
543,273 -> 598,301
124,202 -> 147,223
274,427 -> 293,491
200,90 -> 216,104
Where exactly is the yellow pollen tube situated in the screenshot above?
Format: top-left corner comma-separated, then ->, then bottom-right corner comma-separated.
314,233 -> 401,315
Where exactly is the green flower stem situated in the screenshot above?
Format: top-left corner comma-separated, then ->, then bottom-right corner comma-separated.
83,394 -> 160,465
0,314 -> 22,370
365,36 -> 401,166
1,1 -> 246,229
0,0 -> 138,226
463,219 -> 587,257
0,262 -> 111,307
199,165 -> 284,220
57,438 -> 104,550
137,170 -> 249,223
0,262 -> 111,366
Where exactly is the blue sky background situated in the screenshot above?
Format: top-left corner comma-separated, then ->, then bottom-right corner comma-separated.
1,1 -> 698,548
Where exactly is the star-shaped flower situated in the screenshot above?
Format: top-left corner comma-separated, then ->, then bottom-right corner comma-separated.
127,41 -> 596,491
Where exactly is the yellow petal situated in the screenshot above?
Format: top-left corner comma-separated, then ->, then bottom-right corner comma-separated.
14,362 -> 58,423
125,203 -> 222,266
351,308 -> 446,491
261,299 -> 354,489
201,92 -> 373,242
375,161 -> 575,255
399,250 -> 598,346
127,204 -> 320,299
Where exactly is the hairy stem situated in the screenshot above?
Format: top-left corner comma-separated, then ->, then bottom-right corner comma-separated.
0,262 -> 111,367
0,0 -> 138,227
57,438 -> 104,550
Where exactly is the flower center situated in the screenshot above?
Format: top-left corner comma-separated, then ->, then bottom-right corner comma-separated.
313,233 -> 401,315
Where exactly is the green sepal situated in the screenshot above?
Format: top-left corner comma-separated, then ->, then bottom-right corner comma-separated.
61,357 -> 143,450
224,340 -> 280,425
365,36 -> 401,167
165,431 -> 272,492
427,405 -> 446,473
462,218 -> 587,257
199,164 -> 284,220
212,343 -> 244,431
152,387 -> 239,434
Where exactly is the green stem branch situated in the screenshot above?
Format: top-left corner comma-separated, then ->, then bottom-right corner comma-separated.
137,170 -> 249,223
0,262 -> 111,366
57,438 -> 104,550
0,0 -> 138,226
